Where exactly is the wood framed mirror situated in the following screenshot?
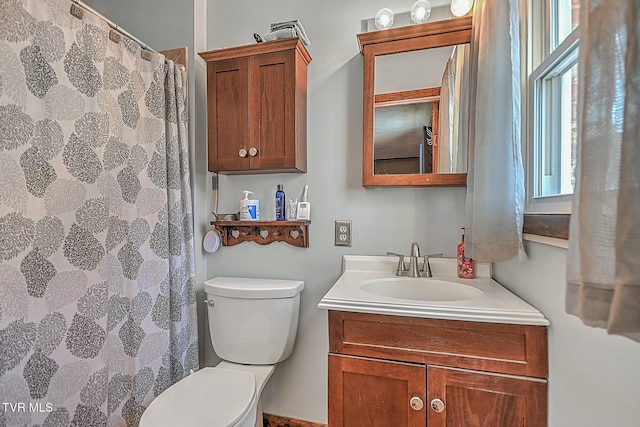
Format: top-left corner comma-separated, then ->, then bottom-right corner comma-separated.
358,16 -> 472,186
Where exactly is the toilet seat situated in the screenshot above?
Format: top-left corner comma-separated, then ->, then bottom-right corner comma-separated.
139,367 -> 256,427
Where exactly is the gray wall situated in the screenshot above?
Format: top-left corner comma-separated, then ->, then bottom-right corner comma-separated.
204,0 -> 466,422
494,242 -> 640,427
80,1 -> 640,426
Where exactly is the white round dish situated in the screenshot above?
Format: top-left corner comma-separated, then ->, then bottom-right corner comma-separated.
203,230 -> 221,253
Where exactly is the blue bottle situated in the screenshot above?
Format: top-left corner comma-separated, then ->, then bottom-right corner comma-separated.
275,184 -> 285,221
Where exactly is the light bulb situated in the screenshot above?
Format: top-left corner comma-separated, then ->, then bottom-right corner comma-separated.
374,8 -> 395,30
451,0 -> 473,17
410,0 -> 432,24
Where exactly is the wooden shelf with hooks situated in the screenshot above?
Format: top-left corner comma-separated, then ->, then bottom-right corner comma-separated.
211,221 -> 310,248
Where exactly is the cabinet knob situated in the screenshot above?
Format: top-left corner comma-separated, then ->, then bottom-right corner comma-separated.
409,396 -> 424,411
239,148 -> 248,158
248,147 -> 258,157
430,398 -> 445,413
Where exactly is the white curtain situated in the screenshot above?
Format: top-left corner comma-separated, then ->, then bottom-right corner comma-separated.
566,0 -> 640,342
437,45 -> 470,174
0,0 -> 198,425
452,45 -> 470,174
465,0 -> 526,262
438,57 -> 454,173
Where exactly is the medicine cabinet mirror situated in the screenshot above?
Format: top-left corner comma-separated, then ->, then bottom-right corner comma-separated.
358,16 -> 472,186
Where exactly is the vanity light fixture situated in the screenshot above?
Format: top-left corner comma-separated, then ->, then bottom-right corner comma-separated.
450,0 -> 474,17
410,0 -> 432,24
374,8 -> 395,30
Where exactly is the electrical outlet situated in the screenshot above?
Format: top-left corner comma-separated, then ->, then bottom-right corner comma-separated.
335,220 -> 352,247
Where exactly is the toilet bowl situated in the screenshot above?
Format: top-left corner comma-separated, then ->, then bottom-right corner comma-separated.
139,362 -> 274,427
139,277 -> 304,427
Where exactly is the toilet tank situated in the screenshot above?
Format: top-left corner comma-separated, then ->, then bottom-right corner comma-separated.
204,277 -> 304,365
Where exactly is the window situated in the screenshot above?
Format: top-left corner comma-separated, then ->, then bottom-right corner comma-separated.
525,0 -> 580,213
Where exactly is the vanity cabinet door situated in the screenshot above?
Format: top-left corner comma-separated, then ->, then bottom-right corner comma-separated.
426,366 -> 547,427
328,354 -> 426,427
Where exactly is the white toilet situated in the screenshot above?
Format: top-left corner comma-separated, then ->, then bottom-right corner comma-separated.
139,277 -> 304,427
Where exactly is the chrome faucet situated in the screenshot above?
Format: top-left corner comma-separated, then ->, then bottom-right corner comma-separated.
388,243 -> 443,278
386,251 -> 406,276
422,253 -> 443,277
408,242 -> 421,278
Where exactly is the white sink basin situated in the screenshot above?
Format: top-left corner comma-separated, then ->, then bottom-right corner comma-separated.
360,277 -> 483,302
317,255 -> 549,325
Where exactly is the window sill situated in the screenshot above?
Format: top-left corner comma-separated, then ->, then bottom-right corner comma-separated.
523,213 -> 570,240
523,233 -> 568,249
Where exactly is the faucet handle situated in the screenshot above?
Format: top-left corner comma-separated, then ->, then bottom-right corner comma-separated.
387,252 -> 406,276
421,253 -> 443,277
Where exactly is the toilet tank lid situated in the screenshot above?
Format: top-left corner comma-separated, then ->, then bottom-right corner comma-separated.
204,277 -> 304,299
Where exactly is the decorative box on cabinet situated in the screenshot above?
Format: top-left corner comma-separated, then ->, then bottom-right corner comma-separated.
328,311 -> 548,427
199,38 -> 311,173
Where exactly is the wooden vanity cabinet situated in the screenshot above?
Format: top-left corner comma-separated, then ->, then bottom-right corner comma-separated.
199,39 -> 311,174
328,311 -> 548,427
427,366 -> 547,427
329,355 -> 426,427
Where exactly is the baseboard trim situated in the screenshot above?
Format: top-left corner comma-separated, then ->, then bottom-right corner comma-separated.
263,413 -> 327,427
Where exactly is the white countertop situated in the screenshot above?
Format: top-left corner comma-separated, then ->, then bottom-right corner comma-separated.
318,255 -> 549,326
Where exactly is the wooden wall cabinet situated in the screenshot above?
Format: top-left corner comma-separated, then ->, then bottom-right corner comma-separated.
199,39 -> 311,174
328,311 -> 548,427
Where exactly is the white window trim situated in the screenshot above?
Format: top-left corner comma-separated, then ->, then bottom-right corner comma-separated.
522,0 -> 579,215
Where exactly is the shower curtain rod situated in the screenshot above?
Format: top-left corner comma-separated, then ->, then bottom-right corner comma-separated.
71,0 -> 157,53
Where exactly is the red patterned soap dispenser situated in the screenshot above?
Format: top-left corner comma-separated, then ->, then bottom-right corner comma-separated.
457,228 -> 475,279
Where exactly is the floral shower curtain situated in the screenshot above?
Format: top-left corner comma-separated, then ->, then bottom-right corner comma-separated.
0,0 -> 198,425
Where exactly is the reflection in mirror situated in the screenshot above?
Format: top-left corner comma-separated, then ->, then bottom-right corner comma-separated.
374,90 -> 439,174
373,43 -> 470,175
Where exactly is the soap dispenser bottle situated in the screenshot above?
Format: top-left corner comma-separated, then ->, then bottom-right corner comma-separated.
275,185 -> 285,221
457,228 -> 475,279
239,190 -> 259,221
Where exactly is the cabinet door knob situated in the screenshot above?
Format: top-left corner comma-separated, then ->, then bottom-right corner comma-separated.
248,147 -> 258,157
430,398 -> 445,413
239,148 -> 248,158
409,396 -> 424,411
